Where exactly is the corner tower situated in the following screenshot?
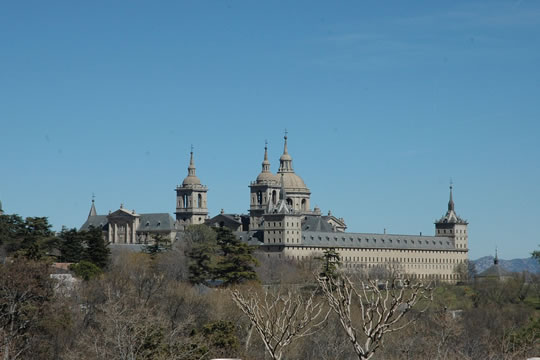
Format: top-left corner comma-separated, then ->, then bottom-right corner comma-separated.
435,183 -> 468,250
175,149 -> 208,228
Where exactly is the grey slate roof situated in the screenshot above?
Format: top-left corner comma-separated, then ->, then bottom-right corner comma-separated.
80,213 -> 175,232
138,213 -> 175,232
300,231 -> 456,251
302,215 -> 334,232
80,215 -> 109,231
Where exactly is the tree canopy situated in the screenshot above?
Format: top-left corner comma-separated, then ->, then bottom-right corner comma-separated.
186,225 -> 258,286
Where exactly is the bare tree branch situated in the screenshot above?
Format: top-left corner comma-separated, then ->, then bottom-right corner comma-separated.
316,275 -> 433,360
231,286 -> 329,360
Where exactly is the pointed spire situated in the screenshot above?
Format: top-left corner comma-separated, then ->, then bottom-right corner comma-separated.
448,181 -> 455,212
188,145 -> 196,177
283,129 -> 289,155
279,130 -> 293,172
182,146 -> 202,186
88,194 -> 97,219
262,140 -> 270,172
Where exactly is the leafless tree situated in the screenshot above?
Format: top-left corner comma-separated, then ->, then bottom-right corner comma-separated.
316,275 -> 433,360
231,286 -> 329,360
0,260 -> 53,360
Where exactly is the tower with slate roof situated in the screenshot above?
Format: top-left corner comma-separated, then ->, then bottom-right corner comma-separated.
435,183 -> 468,250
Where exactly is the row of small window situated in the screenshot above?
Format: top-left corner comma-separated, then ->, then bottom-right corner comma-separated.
304,235 -> 448,246
268,222 -> 300,227
437,229 -> 467,234
268,238 -> 300,244
336,256 -> 463,264
293,247 -> 464,256
269,230 -> 300,235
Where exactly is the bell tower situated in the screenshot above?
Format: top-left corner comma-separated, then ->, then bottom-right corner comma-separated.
175,148 -> 208,229
249,141 -> 280,230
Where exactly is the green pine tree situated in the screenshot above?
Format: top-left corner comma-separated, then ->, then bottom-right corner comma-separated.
15,217 -> 57,261
188,237 -> 218,284
83,226 -> 110,269
59,227 -> 85,263
214,227 -> 259,286
0,214 -> 25,249
318,248 -> 341,280
69,260 -> 103,281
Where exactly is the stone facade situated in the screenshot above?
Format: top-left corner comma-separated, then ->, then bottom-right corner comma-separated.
81,204 -> 176,244
228,134 -> 469,283
80,134 -> 469,282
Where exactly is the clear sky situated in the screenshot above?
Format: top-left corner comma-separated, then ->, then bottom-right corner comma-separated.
1,1 -> 539,260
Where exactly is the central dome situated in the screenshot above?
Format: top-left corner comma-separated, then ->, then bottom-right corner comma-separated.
281,172 -> 307,190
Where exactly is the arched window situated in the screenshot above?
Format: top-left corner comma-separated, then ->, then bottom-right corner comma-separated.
301,199 -> 306,211
272,190 -> 277,204
183,194 -> 189,208
286,198 -> 293,206
197,194 -> 202,208
257,191 -> 263,205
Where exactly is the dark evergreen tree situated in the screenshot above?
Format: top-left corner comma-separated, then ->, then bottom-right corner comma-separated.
188,237 -> 217,284
6,216 -> 57,261
69,260 -> 103,281
0,214 -> 25,248
186,225 -> 218,284
58,227 -> 85,263
83,226 -> 110,269
318,248 -> 341,280
214,227 -> 259,286
142,233 -> 171,257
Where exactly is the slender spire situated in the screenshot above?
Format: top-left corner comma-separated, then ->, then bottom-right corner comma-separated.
279,130 -> 293,172
182,145 -> 202,186
188,145 -> 196,177
283,129 -> 289,155
88,194 -> 97,219
448,181 -> 455,212
494,247 -> 499,265
262,140 -> 270,172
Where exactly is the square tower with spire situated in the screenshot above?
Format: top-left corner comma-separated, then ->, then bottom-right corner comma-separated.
175,149 -> 208,229
435,183 -> 468,250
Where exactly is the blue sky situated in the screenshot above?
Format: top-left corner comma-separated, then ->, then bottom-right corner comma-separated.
1,0 -> 539,259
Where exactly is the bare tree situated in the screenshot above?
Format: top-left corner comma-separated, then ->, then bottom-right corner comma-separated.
231,286 -> 329,360
0,260 -> 53,360
316,275 -> 433,360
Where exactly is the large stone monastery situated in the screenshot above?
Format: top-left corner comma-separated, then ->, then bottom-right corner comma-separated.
82,135 -> 469,282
